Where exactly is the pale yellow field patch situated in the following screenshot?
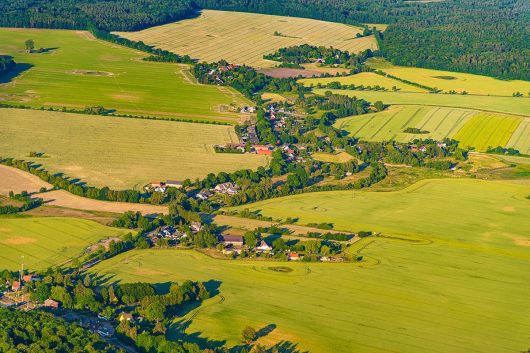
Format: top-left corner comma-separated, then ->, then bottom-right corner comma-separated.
115,10 -> 378,68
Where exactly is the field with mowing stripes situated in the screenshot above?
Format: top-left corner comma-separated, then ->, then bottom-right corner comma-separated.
0,109 -> 268,189
92,179 -> 530,353
508,119 -> 530,154
115,10 -> 377,68
0,28 -> 248,123
454,113 -> 523,152
315,89 -> 530,116
0,217 -> 127,270
335,105 -> 477,143
300,72 -> 428,92
366,58 -> 530,97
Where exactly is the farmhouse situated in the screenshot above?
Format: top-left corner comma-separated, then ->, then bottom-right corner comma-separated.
145,181 -> 167,193
253,145 -> 274,156
165,180 -> 183,189
287,252 -> 301,261
43,298 -> 60,309
196,190 -> 212,200
11,281 -> 21,291
255,240 -> 272,252
220,234 -> 244,247
214,182 -> 240,195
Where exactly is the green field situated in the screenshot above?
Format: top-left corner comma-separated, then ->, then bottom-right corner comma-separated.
335,105 -> 477,143
91,180 -> 530,353
454,113 -> 523,152
366,58 -> 530,97
508,119 -> 530,155
0,217 -> 127,270
300,72 -> 428,92
115,10 -> 377,68
314,89 -> 530,116
0,28 -> 248,122
0,108 -> 268,189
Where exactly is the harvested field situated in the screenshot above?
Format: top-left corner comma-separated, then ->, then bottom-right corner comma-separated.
115,10 -> 377,68
0,164 -> 167,215
366,58 -> 530,97
316,89 -> 530,116
257,68 -> 322,78
0,28 -> 248,123
213,214 -> 349,236
0,217 -> 128,270
0,109 -> 268,189
301,72 -> 428,92
0,164 -> 51,195
36,190 -> 167,216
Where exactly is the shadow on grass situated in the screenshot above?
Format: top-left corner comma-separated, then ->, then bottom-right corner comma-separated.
0,63 -> 34,84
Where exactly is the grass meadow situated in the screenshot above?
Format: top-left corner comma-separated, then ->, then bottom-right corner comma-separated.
0,217 -> 127,270
366,58 -> 530,97
91,180 -> 530,353
314,89 -> 530,116
115,10 -> 377,68
311,151 -> 355,163
0,28 -> 248,123
0,109 -> 267,189
300,72 -> 428,92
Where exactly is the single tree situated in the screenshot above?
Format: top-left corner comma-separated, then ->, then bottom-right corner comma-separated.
242,326 -> 257,344
25,39 -> 34,53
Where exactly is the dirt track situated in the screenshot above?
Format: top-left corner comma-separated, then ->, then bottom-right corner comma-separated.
0,164 -> 167,215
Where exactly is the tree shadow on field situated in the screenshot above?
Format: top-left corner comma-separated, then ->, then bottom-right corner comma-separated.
168,319 -> 227,350
0,63 -> 34,84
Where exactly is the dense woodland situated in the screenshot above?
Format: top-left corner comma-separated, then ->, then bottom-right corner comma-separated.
0,1 -> 527,79
0,0 -> 197,31
0,309 -> 121,352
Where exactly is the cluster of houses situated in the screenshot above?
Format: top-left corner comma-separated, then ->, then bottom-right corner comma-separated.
196,181 -> 240,201
147,225 -> 188,244
207,63 -> 239,84
144,180 -> 183,193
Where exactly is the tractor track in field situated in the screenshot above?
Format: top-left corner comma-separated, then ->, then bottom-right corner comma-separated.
187,295 -> 225,321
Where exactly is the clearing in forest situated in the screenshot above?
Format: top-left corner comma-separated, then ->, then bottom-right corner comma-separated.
366,58 -> 530,97
0,109 -> 268,189
92,179 -> 530,353
0,28 -> 248,123
114,10 -> 377,67
0,217 -> 127,270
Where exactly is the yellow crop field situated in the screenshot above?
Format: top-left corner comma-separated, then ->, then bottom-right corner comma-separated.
507,119 -> 530,154
115,10 -> 378,67
454,113 -> 523,152
300,72 -> 428,92
367,58 -> 530,97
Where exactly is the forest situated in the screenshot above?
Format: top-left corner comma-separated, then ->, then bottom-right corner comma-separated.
0,0 -> 527,79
